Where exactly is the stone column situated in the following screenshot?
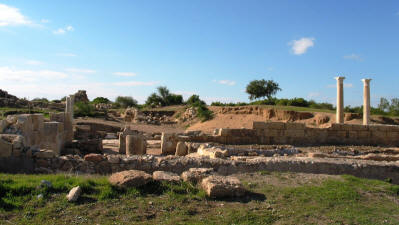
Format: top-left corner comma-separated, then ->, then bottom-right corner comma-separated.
64,95 -> 75,142
335,76 -> 345,124
362,79 -> 372,125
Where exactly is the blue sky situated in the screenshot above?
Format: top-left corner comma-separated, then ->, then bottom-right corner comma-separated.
0,0 -> 398,106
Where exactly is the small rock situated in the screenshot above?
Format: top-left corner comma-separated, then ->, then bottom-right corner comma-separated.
181,168 -> 214,183
66,186 -> 82,202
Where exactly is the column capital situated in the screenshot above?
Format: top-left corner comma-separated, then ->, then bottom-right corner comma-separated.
334,76 -> 345,81
361,78 -> 372,84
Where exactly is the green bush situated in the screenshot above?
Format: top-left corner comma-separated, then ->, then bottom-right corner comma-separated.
186,95 -> 213,122
74,102 -> 96,117
115,96 -> 138,108
145,86 -> 184,107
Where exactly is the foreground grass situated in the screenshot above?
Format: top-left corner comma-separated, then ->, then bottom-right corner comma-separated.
0,173 -> 398,225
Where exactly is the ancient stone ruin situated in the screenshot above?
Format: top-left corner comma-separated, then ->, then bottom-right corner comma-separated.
0,79 -> 399,189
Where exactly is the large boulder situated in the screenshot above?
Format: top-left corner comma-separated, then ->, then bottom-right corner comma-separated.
181,168 -> 214,183
201,176 -> 246,198
109,170 -> 152,188
73,90 -> 89,103
175,141 -> 188,156
152,171 -> 180,182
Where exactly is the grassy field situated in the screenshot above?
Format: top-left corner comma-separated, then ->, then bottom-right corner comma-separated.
0,172 -> 398,224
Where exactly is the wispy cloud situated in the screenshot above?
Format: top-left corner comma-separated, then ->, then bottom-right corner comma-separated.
113,81 -> 159,87
343,54 -> 363,61
113,72 -> 137,77
327,83 -> 353,88
66,68 -> 96,74
53,25 -> 74,35
26,60 -> 44,66
40,19 -> 50,23
213,79 -> 236,86
289,37 -> 315,55
0,66 -> 67,82
56,53 -> 77,57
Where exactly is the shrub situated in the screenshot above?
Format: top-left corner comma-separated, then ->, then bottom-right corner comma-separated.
32,98 -> 49,103
145,93 -> 163,107
145,86 -> 184,107
115,96 -> 138,108
74,102 -> 96,117
166,94 -> 183,105
187,95 -> 213,122
92,97 -> 111,105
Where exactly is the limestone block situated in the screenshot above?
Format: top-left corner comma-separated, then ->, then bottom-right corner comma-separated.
152,171 -> 180,182
264,129 -> 284,137
34,149 -> 55,158
201,176 -> 246,198
264,122 -> 285,130
387,132 -> 399,139
0,120 -> 7,133
351,124 -> 369,131
348,131 -> 358,139
126,134 -> 146,156
252,121 -> 267,129
118,127 -> 137,154
285,129 -> 305,138
0,136 -> 12,157
285,122 -> 305,130
41,122 -> 64,156
358,131 -> 370,139
161,133 -> 178,155
175,141 -> 188,156
31,114 -> 44,131
219,128 -> 232,137
369,125 -> 389,132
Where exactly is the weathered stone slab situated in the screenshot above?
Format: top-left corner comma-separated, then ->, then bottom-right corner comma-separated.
201,175 -> 246,198
126,134 -> 146,156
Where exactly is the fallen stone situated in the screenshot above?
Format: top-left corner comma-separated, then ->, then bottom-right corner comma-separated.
181,168 -> 214,183
153,171 -> 180,182
109,170 -> 152,187
34,149 -> 56,159
356,153 -> 399,162
175,141 -> 188,156
201,175 -> 246,198
197,145 -> 228,159
84,153 -> 104,163
66,186 -> 82,202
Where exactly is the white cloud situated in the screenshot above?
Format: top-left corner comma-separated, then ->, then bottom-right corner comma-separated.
343,54 -> 363,61
289,37 -> 315,55
213,80 -> 236,86
113,81 -> 159,87
0,4 -> 32,26
327,83 -> 353,88
26,60 -> 44,66
40,19 -> 50,23
66,68 -> 96,74
56,53 -> 77,57
0,66 -> 67,82
53,25 -> 74,35
113,72 -> 137,77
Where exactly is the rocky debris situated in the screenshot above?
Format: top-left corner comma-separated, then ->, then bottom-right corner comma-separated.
356,153 -> 399,162
66,186 -> 82,202
186,142 -> 201,154
94,103 -> 112,111
126,134 -> 146,156
152,171 -> 180,182
122,107 -> 144,122
175,141 -> 188,156
313,114 -> 330,125
307,152 -> 329,158
109,170 -> 152,188
345,113 -> 362,121
73,90 -> 89,103
200,175 -> 246,198
0,89 -> 29,108
84,153 -> 104,163
197,145 -> 228,159
181,168 -> 215,183
180,107 -> 197,122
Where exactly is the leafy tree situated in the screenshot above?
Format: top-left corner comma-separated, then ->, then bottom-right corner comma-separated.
74,102 -> 96,117
378,97 -> 390,112
246,79 -> 281,100
389,98 -> 399,115
32,98 -> 49,102
186,95 -> 205,105
145,93 -> 163,107
157,86 -> 170,105
115,96 -> 138,108
92,97 -> 111,105
146,86 -> 183,107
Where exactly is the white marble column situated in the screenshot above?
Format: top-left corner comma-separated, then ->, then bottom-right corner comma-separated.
335,77 -> 345,124
362,79 -> 372,125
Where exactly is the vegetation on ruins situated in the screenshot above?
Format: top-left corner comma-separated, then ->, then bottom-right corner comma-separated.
145,86 -> 183,107
0,173 -> 398,224
74,102 -> 96,117
32,98 -> 49,103
186,94 -> 213,122
245,79 -> 281,100
114,96 -> 138,108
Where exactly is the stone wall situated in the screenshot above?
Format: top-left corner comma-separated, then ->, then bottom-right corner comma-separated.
186,122 -> 399,147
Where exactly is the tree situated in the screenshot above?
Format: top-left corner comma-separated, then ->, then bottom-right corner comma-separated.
115,96 -> 138,108
378,98 -> 390,112
145,93 -> 163,107
246,79 -> 281,100
92,97 -> 110,105
145,86 -> 183,107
